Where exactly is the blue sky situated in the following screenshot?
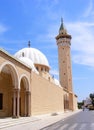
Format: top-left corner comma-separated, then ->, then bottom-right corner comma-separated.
0,0 -> 94,102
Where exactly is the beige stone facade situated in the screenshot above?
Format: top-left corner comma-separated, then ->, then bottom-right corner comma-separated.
0,21 -> 78,118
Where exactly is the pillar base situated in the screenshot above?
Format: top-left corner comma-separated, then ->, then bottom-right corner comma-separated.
12,115 -> 19,118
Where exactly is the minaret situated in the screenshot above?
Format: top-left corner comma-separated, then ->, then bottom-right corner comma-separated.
56,18 -> 73,92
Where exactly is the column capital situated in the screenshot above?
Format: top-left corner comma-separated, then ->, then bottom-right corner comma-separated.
13,88 -> 20,92
26,91 -> 31,95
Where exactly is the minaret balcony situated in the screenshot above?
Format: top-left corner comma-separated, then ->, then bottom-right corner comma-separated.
57,42 -> 71,47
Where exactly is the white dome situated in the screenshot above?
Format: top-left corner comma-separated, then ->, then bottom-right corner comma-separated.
14,48 -> 50,68
54,79 -> 61,87
19,57 -> 39,74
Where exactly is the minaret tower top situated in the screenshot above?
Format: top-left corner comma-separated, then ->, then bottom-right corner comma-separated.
59,18 -> 66,34
56,18 -> 71,40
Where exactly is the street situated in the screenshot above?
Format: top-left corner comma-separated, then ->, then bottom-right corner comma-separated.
41,110 -> 94,130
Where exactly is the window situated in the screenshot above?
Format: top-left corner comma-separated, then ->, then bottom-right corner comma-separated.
0,93 -> 3,110
36,67 -> 39,71
41,68 -> 43,71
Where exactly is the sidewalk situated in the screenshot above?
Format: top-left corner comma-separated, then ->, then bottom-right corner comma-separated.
0,110 -> 81,130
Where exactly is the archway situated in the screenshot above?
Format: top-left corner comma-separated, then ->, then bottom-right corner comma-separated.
20,75 -> 31,117
64,93 -> 69,110
0,62 -> 19,117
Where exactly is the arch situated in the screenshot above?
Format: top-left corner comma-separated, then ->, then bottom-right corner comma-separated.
64,93 -> 69,110
0,61 -> 19,89
19,74 -> 31,116
19,74 -> 30,91
0,61 -> 19,117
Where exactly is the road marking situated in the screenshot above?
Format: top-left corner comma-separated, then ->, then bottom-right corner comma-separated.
58,124 -> 69,130
67,123 -> 78,130
91,123 -> 94,130
79,123 -> 87,130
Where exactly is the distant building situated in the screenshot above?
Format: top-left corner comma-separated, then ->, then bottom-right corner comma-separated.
84,97 -> 92,106
0,20 -> 77,118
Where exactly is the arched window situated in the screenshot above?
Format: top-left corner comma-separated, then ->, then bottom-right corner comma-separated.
41,68 -> 43,71
36,67 -> 39,71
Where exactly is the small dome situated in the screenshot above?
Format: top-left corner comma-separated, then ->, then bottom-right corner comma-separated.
19,57 -> 39,74
54,79 -> 61,87
14,48 -> 50,68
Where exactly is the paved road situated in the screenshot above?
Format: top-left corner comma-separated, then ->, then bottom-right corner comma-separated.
41,110 -> 94,130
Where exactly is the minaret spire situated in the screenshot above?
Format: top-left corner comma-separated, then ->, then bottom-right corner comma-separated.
59,17 -> 64,32
56,19 -> 71,40
61,17 -> 63,24
59,18 -> 67,35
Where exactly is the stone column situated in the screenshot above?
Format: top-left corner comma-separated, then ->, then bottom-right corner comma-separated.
26,91 -> 31,116
69,93 -> 74,111
12,89 -> 16,118
24,92 -> 27,116
16,89 -> 20,118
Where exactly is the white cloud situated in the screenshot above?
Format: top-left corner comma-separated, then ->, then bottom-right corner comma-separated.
67,22 -> 94,51
84,0 -> 93,17
66,21 -> 94,67
72,53 -> 94,67
83,0 -> 93,17
0,24 -> 8,34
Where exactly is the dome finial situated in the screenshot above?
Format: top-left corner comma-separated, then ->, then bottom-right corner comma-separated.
28,41 -> 31,48
61,17 -> 63,24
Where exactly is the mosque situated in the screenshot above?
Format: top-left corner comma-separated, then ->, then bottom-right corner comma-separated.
0,20 -> 78,118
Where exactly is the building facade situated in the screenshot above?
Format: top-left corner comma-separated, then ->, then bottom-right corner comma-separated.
0,20 -> 78,118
